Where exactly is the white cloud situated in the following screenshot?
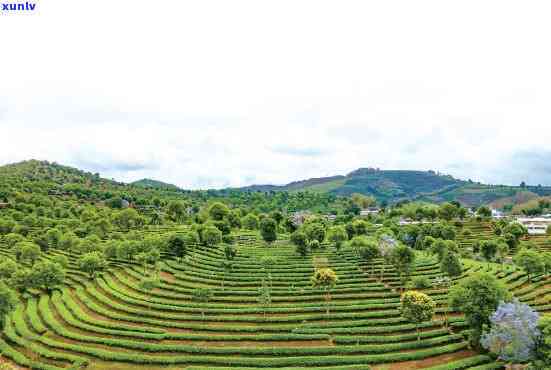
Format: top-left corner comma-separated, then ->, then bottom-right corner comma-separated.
1,0 -> 551,188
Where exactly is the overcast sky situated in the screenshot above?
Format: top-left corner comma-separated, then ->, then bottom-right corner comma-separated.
1,1 -> 551,189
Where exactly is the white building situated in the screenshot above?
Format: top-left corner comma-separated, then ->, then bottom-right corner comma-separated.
515,217 -> 551,235
360,207 -> 380,217
491,209 -> 505,219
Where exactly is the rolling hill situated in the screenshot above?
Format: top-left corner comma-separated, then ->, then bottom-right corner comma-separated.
131,178 -> 180,190
237,167 -> 551,207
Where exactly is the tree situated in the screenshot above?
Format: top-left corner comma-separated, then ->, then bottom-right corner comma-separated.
495,241 -> 509,270
480,239 -> 499,267
30,261 -> 65,293
208,202 -> 230,221
224,244 -> 237,260
78,251 -> 107,279
430,238 -> 445,260
514,249 -> 544,282
400,291 -> 435,341
51,255 -> 69,269
191,288 -> 213,319
355,237 -> 380,276
440,251 -> 462,278
257,278 -> 272,319
291,230 -> 309,257
18,242 -> 41,266
0,281 -> 18,330
304,222 -> 326,244
259,217 -> 277,245
9,269 -> 33,293
390,244 -> 416,289
112,208 -> 142,230
167,233 -> 187,261
45,228 -> 62,248
327,226 -> 348,252
311,268 -> 338,315
477,206 -> 492,218
533,315 -> 551,368
351,220 -> 369,236
270,211 -> 284,225
242,214 -> 259,230
167,200 -> 187,222
542,252 -> 551,276
0,260 -> 17,280
351,193 -> 376,209
135,253 -> 149,275
481,300 -> 540,364
259,256 -> 276,286
202,225 -> 222,248
449,272 -> 512,346
439,202 -> 458,221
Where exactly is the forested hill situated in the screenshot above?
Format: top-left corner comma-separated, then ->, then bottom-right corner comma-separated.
236,168 -> 551,207
131,178 -> 179,190
3,160 -> 551,209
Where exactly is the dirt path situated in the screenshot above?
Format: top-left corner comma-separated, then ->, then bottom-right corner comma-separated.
371,349 -> 478,370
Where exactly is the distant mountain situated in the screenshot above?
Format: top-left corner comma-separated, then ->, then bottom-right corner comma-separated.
3,160 -> 551,208
131,178 -> 180,190
236,167 -> 551,207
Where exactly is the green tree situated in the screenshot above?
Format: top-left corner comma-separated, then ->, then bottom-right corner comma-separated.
78,251 -> 107,279
0,281 -> 18,330
327,225 -> 348,252
208,202 -> 230,221
51,255 -> 69,269
400,290 -> 435,341
18,242 -> 41,266
257,278 -> 272,319
242,214 -> 259,230
439,202 -> 458,221
224,244 -> 237,260
304,222 -> 326,244
477,206 -> 492,218
202,225 -> 222,248
112,208 -> 142,231
260,217 -> 277,245
30,261 -> 65,293
514,248 -> 544,282
480,239 -> 499,267
291,230 -> 309,257
440,251 -> 462,278
191,288 -> 213,320
390,245 -> 416,289
449,272 -> 511,346
351,220 -> 369,236
0,260 -> 17,280
311,268 -> 338,315
9,269 -> 33,293
167,233 -> 187,261
167,200 -> 187,222
355,236 -> 380,276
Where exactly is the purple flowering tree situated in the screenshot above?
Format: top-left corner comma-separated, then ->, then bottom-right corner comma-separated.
481,300 -> 541,364
378,234 -> 397,280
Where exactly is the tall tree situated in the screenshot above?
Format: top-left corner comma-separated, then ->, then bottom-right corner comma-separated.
400,291 -> 435,341
260,217 -> 277,245
449,272 -> 511,346
311,268 -> 338,315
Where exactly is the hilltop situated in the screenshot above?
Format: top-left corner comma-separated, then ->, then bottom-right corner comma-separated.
131,178 -> 180,190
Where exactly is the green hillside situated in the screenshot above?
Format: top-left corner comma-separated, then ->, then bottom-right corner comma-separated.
132,178 -> 180,190
238,168 -> 551,207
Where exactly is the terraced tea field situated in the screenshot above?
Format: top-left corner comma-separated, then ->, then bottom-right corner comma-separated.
0,232 -> 549,370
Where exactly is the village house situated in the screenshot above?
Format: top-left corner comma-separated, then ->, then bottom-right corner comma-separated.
359,207 -> 380,217
515,217 -> 551,235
